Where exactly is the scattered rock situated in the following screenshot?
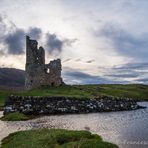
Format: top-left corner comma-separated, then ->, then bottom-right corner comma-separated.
4,95 -> 145,115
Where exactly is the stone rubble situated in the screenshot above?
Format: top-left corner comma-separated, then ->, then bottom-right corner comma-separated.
4,95 -> 145,115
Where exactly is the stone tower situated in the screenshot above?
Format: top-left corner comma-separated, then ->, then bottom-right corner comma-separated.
25,36 -> 63,90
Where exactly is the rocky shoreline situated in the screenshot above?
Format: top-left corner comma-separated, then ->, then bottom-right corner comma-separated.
3,95 -> 146,115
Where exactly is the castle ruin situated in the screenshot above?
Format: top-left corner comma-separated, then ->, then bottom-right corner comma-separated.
25,36 -> 63,90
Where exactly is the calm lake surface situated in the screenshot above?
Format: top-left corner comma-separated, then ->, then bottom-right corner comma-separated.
0,102 -> 148,148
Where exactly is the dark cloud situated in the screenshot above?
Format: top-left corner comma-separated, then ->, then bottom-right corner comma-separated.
63,58 -> 71,63
106,73 -> 139,78
113,62 -> 148,70
99,24 -> 148,60
0,15 -> 44,55
86,59 -> 95,63
2,26 -> 43,55
63,67 -> 114,84
0,15 -> 25,55
46,33 -> 64,53
27,27 -> 42,40
4,29 -> 25,55
64,38 -> 77,46
46,33 -> 77,54
0,16 -> 75,56
4,26 -> 43,55
104,62 -> 148,83
136,78 -> 148,83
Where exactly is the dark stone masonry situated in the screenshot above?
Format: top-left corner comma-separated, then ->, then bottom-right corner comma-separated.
25,36 -> 64,90
4,95 -> 145,115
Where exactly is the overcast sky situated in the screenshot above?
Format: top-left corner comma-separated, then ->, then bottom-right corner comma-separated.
0,0 -> 148,84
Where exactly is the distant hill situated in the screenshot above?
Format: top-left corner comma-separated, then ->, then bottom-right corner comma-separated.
0,68 -> 25,88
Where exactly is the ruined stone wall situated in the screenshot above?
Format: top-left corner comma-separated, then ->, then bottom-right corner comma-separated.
25,36 -> 63,90
4,96 -> 142,115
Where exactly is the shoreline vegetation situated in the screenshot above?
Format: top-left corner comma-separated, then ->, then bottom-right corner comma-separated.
1,129 -> 118,148
0,84 -> 148,107
0,112 -> 30,121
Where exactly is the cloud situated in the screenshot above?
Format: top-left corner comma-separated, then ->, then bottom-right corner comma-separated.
27,27 -> 42,40
46,33 -> 77,54
75,59 -> 81,62
0,50 -> 5,55
0,15 -> 44,55
4,26 -> 43,55
99,24 -> 148,60
46,33 -> 65,54
4,29 -> 25,55
106,73 -> 139,78
136,78 -> 148,83
86,59 -> 95,63
0,15 -> 7,41
0,15 -> 25,55
63,58 -> 71,63
64,38 -> 78,46
113,62 -> 148,70
104,62 -> 148,83
0,15 -> 73,56
0,16 -> 8,55
63,67 -> 114,84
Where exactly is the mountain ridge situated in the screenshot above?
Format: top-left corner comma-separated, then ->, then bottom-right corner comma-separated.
0,68 -> 25,88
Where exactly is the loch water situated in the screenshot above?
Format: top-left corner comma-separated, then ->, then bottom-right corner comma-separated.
0,102 -> 148,148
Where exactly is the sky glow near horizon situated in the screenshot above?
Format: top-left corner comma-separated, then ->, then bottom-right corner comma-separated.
0,0 -> 148,84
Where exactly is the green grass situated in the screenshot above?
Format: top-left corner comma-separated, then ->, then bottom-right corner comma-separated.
0,90 -> 12,107
0,84 -> 148,107
1,129 -> 118,148
1,112 -> 29,121
19,85 -> 93,98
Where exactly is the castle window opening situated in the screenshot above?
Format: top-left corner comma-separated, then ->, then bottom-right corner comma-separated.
51,82 -> 54,86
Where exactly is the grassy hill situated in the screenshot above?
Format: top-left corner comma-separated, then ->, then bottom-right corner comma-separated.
0,84 -> 148,107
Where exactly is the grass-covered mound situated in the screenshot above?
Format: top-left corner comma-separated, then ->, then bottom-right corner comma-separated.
1,129 -> 118,148
1,112 -> 29,121
0,84 -> 148,107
